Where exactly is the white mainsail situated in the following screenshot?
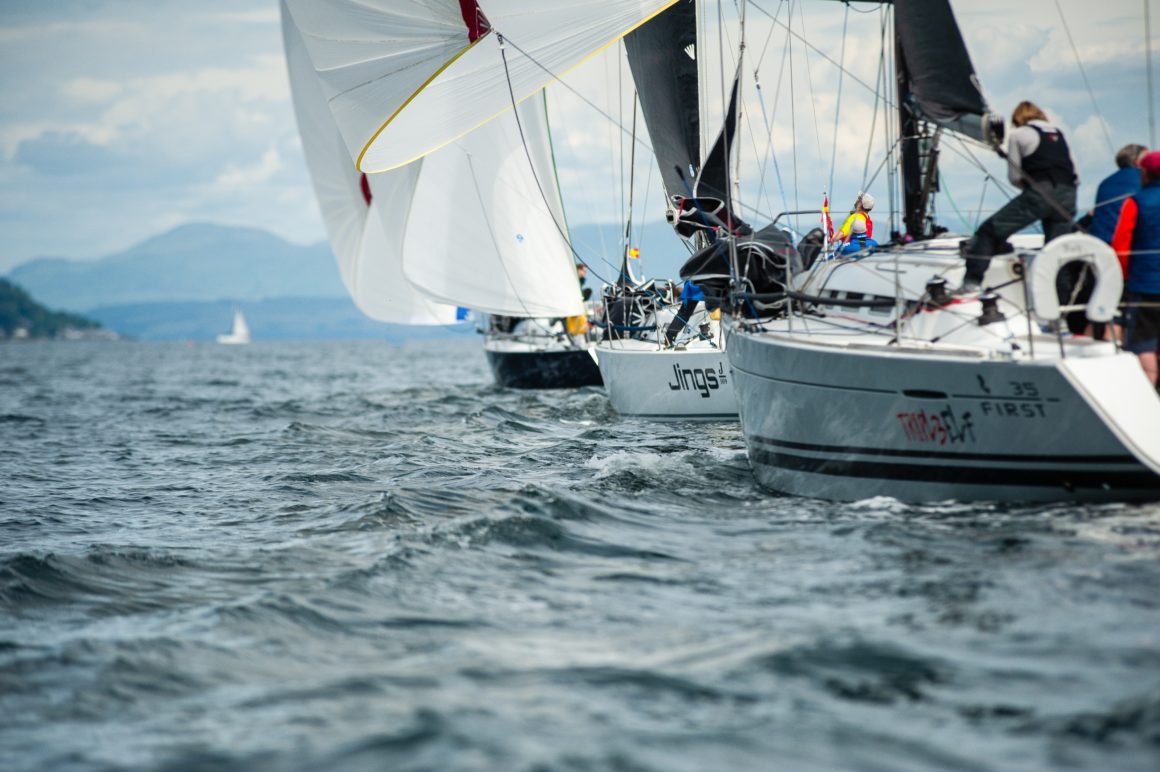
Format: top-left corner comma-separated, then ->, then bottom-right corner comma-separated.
281,0 -> 678,172
282,3 -> 459,325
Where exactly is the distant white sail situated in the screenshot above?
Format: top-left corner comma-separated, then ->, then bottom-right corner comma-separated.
282,2 -> 459,325
217,309 -> 251,345
282,1 -> 583,319
282,0 -> 678,172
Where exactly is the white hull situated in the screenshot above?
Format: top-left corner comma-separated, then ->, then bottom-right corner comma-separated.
727,324 -> 1160,502
597,340 -> 736,418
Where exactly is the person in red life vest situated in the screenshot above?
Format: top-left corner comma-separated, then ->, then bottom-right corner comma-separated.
1111,150 -> 1160,385
959,101 -> 1078,293
834,192 -> 874,245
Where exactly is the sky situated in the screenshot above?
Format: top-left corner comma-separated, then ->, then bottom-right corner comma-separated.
0,0 -> 1156,276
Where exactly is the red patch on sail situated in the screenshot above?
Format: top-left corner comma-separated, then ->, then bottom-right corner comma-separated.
359,173 -> 372,207
458,0 -> 491,43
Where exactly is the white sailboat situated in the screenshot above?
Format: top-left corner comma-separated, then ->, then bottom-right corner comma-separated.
281,0 -> 676,388
216,309 -> 250,345
596,0 -> 738,419
715,0 -> 1160,502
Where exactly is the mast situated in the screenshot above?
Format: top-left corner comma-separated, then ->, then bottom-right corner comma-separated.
895,25 -> 925,240
894,3 -> 942,241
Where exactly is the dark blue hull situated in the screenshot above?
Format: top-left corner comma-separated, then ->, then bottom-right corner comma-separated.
486,347 -> 603,389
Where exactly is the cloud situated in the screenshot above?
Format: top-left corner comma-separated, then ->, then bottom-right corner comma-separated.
60,78 -> 125,104
213,145 -> 284,190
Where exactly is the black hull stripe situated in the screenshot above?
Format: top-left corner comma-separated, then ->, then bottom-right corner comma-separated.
622,413 -> 738,420
731,366 -> 896,394
752,435 -> 1136,465
750,448 -> 1160,490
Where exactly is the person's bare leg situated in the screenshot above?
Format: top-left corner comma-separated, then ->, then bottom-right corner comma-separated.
1139,351 -> 1159,385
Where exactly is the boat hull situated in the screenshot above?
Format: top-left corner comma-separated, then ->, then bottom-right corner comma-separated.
597,343 -> 737,419
485,344 -> 603,389
727,327 -> 1160,502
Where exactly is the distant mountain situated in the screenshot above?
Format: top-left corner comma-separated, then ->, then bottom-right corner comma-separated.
7,223 -> 347,312
88,297 -> 472,342
0,278 -> 108,340
5,219 -> 692,341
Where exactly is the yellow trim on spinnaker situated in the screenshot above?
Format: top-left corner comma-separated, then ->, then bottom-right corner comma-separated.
355,35 -> 484,172
357,0 -> 681,174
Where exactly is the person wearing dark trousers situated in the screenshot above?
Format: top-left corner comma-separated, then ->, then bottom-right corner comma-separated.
1068,143 -> 1147,337
959,101 -> 1078,293
1111,151 -> 1160,386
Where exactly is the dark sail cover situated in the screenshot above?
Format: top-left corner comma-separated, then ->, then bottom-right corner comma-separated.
623,0 -> 699,200
893,0 -> 996,144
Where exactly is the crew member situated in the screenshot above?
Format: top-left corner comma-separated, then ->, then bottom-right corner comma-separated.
834,192 -> 874,244
1110,151 -> 1160,385
1070,144 -> 1147,338
959,101 -> 1078,293
1090,144 -> 1147,243
837,216 -> 878,256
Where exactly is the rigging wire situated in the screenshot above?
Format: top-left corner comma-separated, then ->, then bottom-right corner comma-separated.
1052,0 -> 1114,155
788,0 -> 800,230
496,34 -> 619,290
828,3 -> 851,197
1148,0 -> 1158,148
938,171 -> 973,234
749,0 -> 894,108
795,0 -> 825,167
974,176 -> 990,230
860,11 -> 887,192
499,37 -> 655,158
883,4 -> 899,236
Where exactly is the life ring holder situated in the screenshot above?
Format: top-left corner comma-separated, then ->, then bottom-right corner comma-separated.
1026,233 -> 1122,324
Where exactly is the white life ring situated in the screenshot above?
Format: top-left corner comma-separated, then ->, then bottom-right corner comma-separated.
1027,233 -> 1123,323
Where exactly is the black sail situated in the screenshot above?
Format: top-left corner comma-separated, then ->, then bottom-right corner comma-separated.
623,0 -> 699,200
694,70 -> 742,205
893,0 -> 998,144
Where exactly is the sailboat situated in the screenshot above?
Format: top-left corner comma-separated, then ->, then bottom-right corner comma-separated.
594,0 -> 740,419
216,308 -> 250,345
280,0 -> 654,389
711,0 -> 1160,502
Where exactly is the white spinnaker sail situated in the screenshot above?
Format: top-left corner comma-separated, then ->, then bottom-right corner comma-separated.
282,0 -> 678,172
282,2 -> 459,325
402,95 -> 584,318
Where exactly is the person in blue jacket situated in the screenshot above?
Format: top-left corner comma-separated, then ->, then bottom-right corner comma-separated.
1089,143 -> 1148,243
1066,144 -> 1147,337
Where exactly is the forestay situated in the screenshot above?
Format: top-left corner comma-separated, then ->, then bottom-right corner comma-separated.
282,0 -> 679,172
282,3 -> 459,325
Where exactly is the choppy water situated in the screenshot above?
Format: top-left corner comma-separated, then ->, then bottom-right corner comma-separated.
2,339 -> 1159,771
